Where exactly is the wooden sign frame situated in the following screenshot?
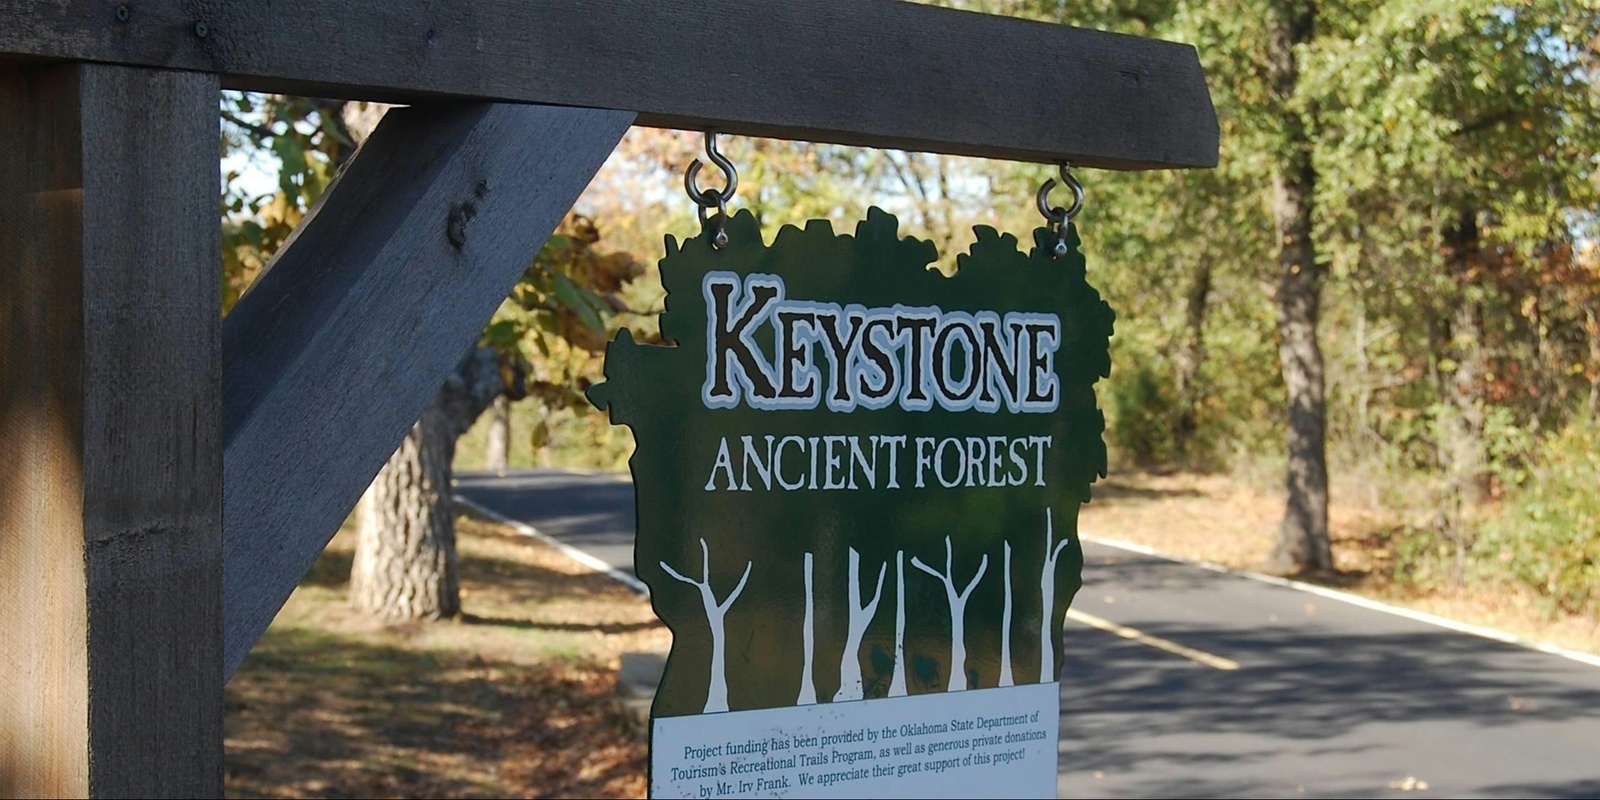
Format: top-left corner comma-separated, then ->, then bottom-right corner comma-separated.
0,2 -> 1215,795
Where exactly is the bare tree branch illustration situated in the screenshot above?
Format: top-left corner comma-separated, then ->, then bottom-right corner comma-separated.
661,538 -> 752,713
1000,540 -> 1015,687
798,552 -> 817,705
834,547 -> 886,702
1038,507 -> 1070,683
889,550 -> 908,697
912,536 -> 988,691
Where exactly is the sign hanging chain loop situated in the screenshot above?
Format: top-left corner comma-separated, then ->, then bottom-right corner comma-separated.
1035,163 -> 1085,258
685,131 -> 740,249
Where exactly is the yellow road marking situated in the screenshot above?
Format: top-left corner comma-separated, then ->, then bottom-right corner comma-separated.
1066,608 -> 1240,671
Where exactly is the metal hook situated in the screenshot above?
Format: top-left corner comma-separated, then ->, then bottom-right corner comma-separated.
1035,164 -> 1084,225
685,132 -> 739,248
685,132 -> 738,207
1036,164 -> 1084,257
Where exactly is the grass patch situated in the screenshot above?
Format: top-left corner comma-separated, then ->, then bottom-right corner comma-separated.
225,514 -> 667,798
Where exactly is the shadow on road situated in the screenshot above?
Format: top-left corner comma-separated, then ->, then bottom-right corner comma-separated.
1062,554 -> 1600,797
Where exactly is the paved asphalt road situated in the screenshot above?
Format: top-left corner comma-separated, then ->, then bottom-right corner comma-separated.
456,468 -> 1600,799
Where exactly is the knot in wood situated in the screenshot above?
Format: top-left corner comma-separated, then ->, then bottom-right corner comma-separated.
446,202 -> 474,248
445,182 -> 490,249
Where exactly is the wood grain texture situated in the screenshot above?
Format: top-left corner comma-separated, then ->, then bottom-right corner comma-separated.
0,0 -> 1216,169
0,63 -> 221,797
0,62 -> 86,800
221,103 -> 633,677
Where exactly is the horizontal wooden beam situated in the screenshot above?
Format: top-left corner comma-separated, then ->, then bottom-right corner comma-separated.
220,102 -> 632,678
1,0 -> 1216,169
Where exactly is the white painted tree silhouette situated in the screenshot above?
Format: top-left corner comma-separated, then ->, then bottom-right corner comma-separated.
888,550 -> 908,697
999,540 -> 1015,687
1038,507 -> 1070,683
833,547 -> 886,702
797,552 -> 817,705
660,538 -> 752,713
912,537 -> 988,691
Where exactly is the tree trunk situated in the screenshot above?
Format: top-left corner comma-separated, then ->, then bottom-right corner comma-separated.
485,394 -> 511,475
1038,510 -> 1068,683
350,403 -> 461,619
999,541 -> 1015,688
888,551 -> 908,697
657,540 -> 751,714
1266,0 -> 1332,574
797,552 -> 817,705
1442,207 -> 1484,583
1172,257 -> 1214,463
1587,306 -> 1600,416
833,548 -> 885,702
351,347 -> 511,620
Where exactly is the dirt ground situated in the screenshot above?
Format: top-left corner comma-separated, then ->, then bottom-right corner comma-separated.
1078,470 -> 1600,655
224,515 -> 666,799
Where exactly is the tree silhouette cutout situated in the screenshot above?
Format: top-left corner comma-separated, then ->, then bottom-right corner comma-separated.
660,538 -> 752,713
912,537 -> 988,691
797,552 -> 817,705
1000,540 -> 1015,687
888,551 -> 908,697
834,547 -> 886,702
1038,508 -> 1069,683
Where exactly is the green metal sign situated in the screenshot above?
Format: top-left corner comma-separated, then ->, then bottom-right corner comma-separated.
591,208 -> 1112,798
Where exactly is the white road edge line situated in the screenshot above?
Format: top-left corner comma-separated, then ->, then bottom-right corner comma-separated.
453,493 -> 651,597
1082,533 -> 1600,670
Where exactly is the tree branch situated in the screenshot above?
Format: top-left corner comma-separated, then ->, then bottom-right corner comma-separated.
220,108 -> 278,142
957,555 -> 989,603
910,556 -> 944,581
1452,108 -> 1523,138
720,561 -> 753,610
865,561 -> 887,613
659,561 -> 699,586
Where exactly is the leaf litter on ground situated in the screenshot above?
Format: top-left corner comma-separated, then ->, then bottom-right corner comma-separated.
225,513 -> 668,799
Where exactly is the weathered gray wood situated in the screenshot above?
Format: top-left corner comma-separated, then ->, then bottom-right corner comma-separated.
221,103 -> 633,677
0,63 -> 222,797
0,0 -> 1216,169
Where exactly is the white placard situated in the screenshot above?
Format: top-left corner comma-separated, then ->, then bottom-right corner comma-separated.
651,682 -> 1060,799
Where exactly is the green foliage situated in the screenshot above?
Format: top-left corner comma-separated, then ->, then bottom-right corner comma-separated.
1107,365 -> 1177,466
482,214 -> 648,410
990,0 -> 1600,487
456,399 -> 637,473
971,0 -> 1600,607
220,93 -> 351,312
1476,416 -> 1600,617
1390,523 -> 1454,586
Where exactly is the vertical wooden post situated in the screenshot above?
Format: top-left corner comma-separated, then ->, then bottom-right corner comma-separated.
0,63 -> 222,797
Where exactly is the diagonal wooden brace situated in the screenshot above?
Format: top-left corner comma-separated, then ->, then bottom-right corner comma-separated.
221,102 -> 633,677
